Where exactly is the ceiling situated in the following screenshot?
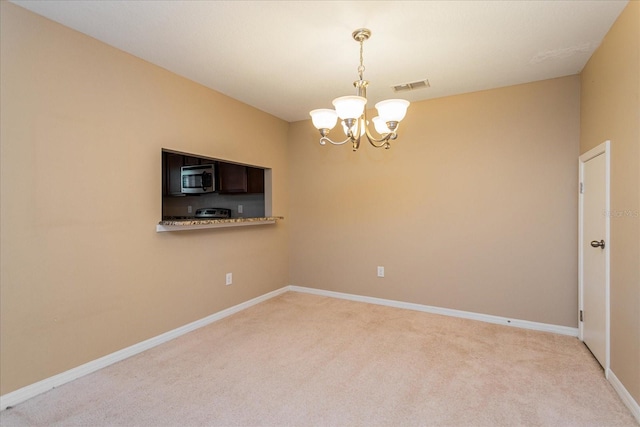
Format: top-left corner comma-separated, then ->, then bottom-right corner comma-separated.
11,0 -> 629,123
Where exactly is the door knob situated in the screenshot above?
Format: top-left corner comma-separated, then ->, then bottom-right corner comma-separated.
590,240 -> 605,249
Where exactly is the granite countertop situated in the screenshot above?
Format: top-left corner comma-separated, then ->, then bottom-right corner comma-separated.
159,216 -> 284,226
157,216 -> 284,229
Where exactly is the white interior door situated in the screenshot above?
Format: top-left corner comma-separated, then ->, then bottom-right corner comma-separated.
579,141 -> 610,372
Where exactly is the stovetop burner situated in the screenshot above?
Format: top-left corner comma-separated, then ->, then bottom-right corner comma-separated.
163,207 -> 232,221
195,207 -> 231,219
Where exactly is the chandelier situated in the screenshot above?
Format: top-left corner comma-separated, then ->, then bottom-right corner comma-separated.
309,28 -> 410,151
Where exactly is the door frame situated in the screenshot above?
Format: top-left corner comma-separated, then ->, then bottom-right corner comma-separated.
578,140 -> 611,376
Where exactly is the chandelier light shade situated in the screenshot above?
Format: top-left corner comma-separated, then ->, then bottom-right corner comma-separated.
309,109 -> 338,130
375,99 -> 410,122
372,116 -> 391,134
309,28 -> 410,151
332,96 -> 367,120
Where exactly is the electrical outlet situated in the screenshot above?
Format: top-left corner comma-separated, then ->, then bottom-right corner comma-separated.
187,205 -> 193,214
377,266 -> 384,278
225,273 -> 232,286
238,205 -> 243,214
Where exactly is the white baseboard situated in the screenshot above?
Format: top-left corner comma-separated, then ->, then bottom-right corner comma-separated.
296,286 -> 640,422
608,369 -> 640,423
289,286 -> 579,337
0,286 -> 289,411
6,285 -> 625,415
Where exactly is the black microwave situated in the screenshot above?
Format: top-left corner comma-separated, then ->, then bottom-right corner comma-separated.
181,164 -> 215,194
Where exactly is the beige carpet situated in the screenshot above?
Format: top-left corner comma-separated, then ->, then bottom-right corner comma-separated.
0,291 -> 636,426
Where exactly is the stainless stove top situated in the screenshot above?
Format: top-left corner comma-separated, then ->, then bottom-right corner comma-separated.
195,207 -> 231,219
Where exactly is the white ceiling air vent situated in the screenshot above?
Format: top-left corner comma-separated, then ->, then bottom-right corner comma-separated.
392,79 -> 430,92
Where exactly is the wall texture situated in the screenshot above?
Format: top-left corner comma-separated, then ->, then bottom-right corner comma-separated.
288,76 -> 580,327
0,2 -> 290,395
3,0 -> 636,412
580,0 -> 640,406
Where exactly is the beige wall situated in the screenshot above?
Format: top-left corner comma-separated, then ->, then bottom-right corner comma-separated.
581,1 -> 640,406
3,0 -> 636,409
288,76 -> 580,327
0,2 -> 289,395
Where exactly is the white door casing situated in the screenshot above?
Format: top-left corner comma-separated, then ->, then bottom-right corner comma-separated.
578,140 -> 610,374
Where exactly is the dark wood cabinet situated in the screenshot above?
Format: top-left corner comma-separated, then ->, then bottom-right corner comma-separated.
163,150 -> 265,197
182,155 -> 201,166
164,152 -> 185,196
247,167 -> 265,193
218,162 -> 248,193
218,163 -> 265,194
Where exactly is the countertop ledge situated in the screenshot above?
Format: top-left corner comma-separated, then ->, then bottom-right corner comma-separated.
156,217 -> 284,232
